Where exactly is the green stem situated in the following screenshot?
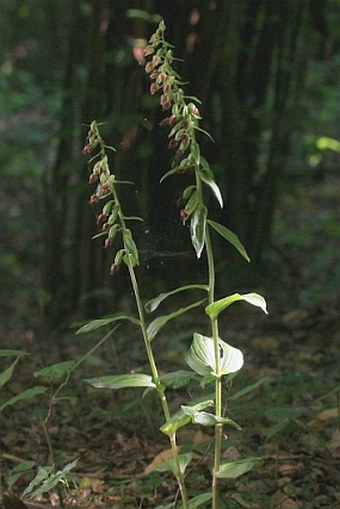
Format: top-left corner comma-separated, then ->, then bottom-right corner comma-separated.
196,168 -> 222,509
112,187 -> 189,509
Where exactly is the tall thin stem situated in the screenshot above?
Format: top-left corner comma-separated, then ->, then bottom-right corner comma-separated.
112,187 -> 189,509
196,167 -> 222,508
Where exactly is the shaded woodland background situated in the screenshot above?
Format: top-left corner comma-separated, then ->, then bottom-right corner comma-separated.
1,0 -> 340,330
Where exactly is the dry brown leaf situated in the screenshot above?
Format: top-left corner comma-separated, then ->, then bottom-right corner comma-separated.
144,448 -> 174,475
309,407 -> 339,426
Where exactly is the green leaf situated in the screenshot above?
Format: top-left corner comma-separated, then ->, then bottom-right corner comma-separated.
8,461 -> 36,489
0,358 -> 20,389
208,220 -> 250,262
23,459 -> 78,498
76,313 -> 140,334
191,142 -> 200,165
124,215 -> 143,222
160,400 -> 213,436
160,167 -> 180,183
181,492 -> 212,508
205,292 -> 268,319
124,230 -> 139,265
0,349 -> 27,357
185,190 -> 199,217
145,284 -> 208,313
199,158 -> 223,208
184,410 -> 241,430
155,452 -> 192,475
147,299 -> 205,342
186,333 -> 244,377
85,373 -> 156,389
22,464 -> 54,497
229,377 -> 270,401
215,458 -> 263,479
190,204 -> 207,258
102,200 -> 115,215
161,370 -> 199,389
1,386 -> 48,412
34,361 -> 76,379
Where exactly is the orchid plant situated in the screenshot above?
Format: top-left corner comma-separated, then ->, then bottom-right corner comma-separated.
80,21 -> 268,509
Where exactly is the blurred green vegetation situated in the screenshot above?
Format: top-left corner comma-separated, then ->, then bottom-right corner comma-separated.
0,0 -> 339,330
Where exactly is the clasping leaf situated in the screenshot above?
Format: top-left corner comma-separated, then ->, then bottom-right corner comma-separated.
186,333 -> 244,377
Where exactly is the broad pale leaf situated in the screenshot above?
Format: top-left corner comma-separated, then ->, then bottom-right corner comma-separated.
1,386 -> 48,412
145,284 -> 208,313
186,333 -> 244,377
208,220 -> 250,262
190,204 -> 207,258
215,458 -> 263,478
205,292 -> 268,319
147,299 -> 205,342
76,313 -> 140,334
85,373 -> 156,389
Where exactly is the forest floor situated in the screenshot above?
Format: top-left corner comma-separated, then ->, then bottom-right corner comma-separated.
1,176 -> 340,509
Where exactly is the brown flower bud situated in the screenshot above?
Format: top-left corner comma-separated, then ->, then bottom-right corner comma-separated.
150,82 -> 160,95
97,213 -> 107,223
180,209 -> 189,222
160,94 -> 171,110
144,45 -> 154,56
109,263 -> 119,275
89,194 -> 98,205
104,238 -> 112,249
168,138 -> 178,149
88,173 -> 98,184
82,143 -> 92,155
152,55 -> 161,67
145,61 -> 154,74
101,222 -> 110,231
156,72 -> 167,84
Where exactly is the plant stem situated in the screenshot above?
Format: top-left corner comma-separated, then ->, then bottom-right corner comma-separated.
112,187 -> 190,509
196,168 -> 222,508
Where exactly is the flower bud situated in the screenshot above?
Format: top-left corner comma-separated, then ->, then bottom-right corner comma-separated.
168,138 -> 178,149
145,61 -> 154,74
150,82 -> 160,95
144,45 -> 154,56
109,263 -> 119,276
97,213 -> 107,223
180,209 -> 189,222
104,238 -> 112,249
156,72 -> 167,84
88,173 -> 98,184
152,55 -> 161,67
89,194 -> 98,205
82,143 -> 92,155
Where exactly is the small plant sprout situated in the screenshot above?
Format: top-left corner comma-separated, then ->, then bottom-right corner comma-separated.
80,21 -> 268,509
